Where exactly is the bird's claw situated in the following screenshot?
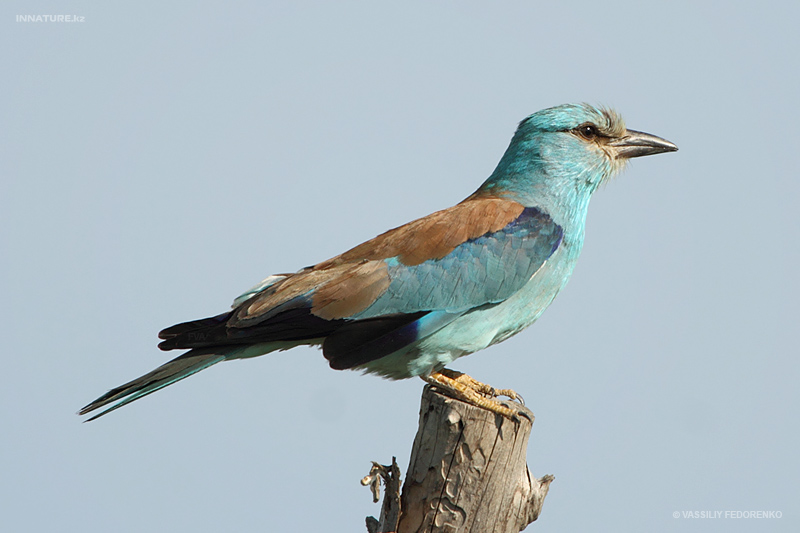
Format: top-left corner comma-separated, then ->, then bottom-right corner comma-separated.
424,368 -> 529,421
490,388 -> 525,405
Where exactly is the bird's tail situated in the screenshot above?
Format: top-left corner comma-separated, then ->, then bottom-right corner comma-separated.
78,348 -> 227,421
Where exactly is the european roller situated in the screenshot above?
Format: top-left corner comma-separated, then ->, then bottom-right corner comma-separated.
81,103 -> 677,421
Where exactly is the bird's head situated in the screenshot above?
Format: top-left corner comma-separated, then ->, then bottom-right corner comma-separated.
479,103 -> 677,224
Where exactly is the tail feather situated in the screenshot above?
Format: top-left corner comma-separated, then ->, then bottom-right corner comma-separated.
79,349 -> 226,421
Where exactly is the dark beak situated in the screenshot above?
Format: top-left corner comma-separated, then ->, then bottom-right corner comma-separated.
609,129 -> 678,159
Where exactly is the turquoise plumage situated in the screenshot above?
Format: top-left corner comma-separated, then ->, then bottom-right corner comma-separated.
80,103 -> 676,420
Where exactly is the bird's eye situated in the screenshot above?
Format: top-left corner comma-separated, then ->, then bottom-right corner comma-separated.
576,124 -> 599,140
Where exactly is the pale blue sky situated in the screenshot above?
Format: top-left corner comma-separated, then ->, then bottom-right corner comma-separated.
2,2 -> 798,532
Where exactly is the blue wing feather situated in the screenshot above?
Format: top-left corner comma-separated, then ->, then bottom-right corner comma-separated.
353,207 -> 563,318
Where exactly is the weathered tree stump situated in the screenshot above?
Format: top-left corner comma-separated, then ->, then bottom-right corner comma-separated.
366,385 -> 553,533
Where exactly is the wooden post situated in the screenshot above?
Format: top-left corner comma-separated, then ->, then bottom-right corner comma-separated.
366,385 -> 553,533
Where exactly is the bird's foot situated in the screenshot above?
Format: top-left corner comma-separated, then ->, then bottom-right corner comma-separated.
423,368 -> 528,421
438,368 -> 525,405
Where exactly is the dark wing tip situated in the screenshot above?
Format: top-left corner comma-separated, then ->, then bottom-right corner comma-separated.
158,312 -> 232,340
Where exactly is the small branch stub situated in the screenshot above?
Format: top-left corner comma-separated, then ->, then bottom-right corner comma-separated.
364,457 -> 402,533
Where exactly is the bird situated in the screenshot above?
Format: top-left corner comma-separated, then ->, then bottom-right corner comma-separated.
80,103 -> 677,421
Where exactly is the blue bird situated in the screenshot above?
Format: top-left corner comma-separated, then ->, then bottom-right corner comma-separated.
80,104 -> 677,421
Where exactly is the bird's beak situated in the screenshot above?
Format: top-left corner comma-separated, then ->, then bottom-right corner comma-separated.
609,129 -> 678,159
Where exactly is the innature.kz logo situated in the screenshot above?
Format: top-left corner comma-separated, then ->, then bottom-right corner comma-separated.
16,15 -> 85,23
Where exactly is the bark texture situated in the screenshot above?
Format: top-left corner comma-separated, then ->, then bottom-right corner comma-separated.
367,385 -> 553,533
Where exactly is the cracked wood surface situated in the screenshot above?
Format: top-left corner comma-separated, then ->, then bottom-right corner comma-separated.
396,385 -> 553,533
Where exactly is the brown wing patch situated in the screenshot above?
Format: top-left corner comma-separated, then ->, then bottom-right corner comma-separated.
310,261 -> 390,320
234,261 -> 390,323
239,268 -> 340,321
232,195 -> 524,323
317,196 -> 525,267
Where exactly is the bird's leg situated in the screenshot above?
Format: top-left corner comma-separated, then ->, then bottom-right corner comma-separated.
423,368 -> 526,421
437,368 -> 525,404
